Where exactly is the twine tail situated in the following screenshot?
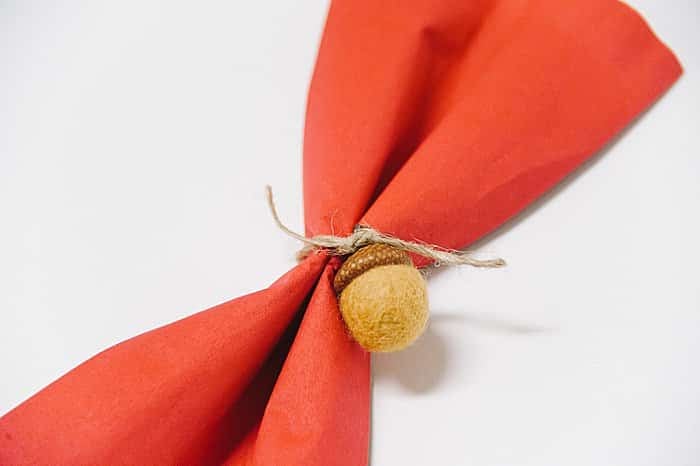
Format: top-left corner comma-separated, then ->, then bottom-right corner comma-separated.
265,186 -> 506,268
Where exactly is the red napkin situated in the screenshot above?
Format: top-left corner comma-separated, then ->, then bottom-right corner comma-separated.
1,1 -> 681,464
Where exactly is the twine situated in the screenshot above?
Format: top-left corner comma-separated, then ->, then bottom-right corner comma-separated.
266,186 -> 506,268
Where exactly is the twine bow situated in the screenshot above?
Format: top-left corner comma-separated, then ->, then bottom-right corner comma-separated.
266,186 -> 506,268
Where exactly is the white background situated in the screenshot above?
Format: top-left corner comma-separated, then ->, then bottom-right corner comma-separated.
1,1 -> 698,465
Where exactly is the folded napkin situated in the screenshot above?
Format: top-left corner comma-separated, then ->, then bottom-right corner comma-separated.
0,1 -> 681,464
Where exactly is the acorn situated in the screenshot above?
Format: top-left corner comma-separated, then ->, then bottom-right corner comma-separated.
334,244 -> 429,352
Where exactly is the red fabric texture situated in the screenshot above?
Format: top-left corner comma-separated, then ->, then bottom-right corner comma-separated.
0,0 -> 681,464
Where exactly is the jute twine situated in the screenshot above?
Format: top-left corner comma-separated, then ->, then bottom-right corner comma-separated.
266,186 -> 506,268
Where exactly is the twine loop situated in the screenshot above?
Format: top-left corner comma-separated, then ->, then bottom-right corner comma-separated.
266,186 -> 506,268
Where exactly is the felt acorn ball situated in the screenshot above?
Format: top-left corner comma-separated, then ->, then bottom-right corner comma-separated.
333,244 -> 429,352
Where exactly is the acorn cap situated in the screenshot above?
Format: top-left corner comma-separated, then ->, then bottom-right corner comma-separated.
333,244 -> 412,293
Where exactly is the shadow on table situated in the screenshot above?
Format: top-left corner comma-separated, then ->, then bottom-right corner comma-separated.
371,311 -> 551,394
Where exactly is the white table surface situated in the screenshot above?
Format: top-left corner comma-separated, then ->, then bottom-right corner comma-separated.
1,1 -> 698,465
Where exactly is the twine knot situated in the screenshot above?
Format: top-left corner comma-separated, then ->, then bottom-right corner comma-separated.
266,186 -> 506,268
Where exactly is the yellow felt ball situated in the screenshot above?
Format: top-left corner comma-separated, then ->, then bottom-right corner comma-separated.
339,264 -> 429,352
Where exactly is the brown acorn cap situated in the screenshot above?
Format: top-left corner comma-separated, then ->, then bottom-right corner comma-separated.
333,243 -> 412,293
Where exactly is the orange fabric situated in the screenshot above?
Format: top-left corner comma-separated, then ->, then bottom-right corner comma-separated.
0,0 -> 681,464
